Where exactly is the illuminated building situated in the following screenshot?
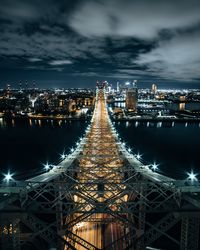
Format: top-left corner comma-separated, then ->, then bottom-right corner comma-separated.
125,81 -> 138,112
179,103 -> 185,110
6,84 -> 11,98
59,99 -> 64,107
116,82 -> 119,92
152,83 -> 157,94
179,95 -> 186,101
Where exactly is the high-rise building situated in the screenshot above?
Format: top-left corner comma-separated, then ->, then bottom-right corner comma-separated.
152,83 -> 157,94
125,81 -> 138,112
25,81 -> 28,89
116,82 -> 119,92
6,84 -> 11,98
19,82 -> 22,91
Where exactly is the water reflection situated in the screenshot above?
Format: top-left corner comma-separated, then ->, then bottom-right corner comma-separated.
0,117 -> 89,129
0,118 -> 87,178
157,122 -> 162,128
29,119 -> 32,127
115,121 -> 200,179
0,118 -> 88,132
11,119 -> 15,127
38,119 -> 41,127
0,118 -> 5,127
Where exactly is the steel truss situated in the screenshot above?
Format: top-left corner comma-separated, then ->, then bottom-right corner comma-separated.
0,88 -> 200,250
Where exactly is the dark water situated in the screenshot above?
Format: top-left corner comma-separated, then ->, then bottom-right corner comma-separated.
0,118 -> 199,181
0,118 -> 87,180
115,121 -> 200,180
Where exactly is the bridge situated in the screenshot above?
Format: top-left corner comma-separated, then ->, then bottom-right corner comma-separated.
0,87 -> 200,250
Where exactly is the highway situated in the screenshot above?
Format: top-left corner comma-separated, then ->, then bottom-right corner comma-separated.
67,89 -> 126,249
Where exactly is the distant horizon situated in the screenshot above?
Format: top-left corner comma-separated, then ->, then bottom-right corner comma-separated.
0,79 -> 200,90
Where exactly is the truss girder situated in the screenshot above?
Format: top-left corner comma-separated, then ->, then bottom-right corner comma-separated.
180,216 -> 200,250
0,88 -> 200,250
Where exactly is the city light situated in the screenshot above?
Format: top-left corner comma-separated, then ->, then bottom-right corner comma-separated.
152,163 -> 158,171
136,153 -> 141,160
44,162 -> 50,171
70,148 -> 74,153
60,153 -> 66,160
3,171 -> 13,182
128,148 -> 132,153
187,171 -> 198,181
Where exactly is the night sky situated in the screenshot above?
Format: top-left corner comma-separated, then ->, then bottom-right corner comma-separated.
0,0 -> 200,88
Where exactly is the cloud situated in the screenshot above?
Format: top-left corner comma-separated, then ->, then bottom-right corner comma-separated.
69,0 -> 200,39
48,59 -> 73,66
0,25 -> 106,62
28,58 -> 43,62
0,0 -> 200,85
0,0 -> 60,23
26,65 -> 64,72
135,31 -> 200,81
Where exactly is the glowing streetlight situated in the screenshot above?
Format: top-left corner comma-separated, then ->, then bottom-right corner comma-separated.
128,148 -> 132,153
3,172 -> 13,182
136,153 -> 141,160
70,148 -> 74,153
187,171 -> 198,181
152,163 -> 158,171
60,153 -> 66,160
44,162 -> 50,171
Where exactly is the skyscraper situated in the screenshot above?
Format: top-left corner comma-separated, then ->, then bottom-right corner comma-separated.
125,81 -> 138,112
152,83 -> 157,94
117,82 -> 119,92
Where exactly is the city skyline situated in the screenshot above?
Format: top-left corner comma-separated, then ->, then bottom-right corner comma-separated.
0,0 -> 200,88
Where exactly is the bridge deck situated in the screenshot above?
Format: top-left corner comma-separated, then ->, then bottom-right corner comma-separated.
69,89 -> 126,249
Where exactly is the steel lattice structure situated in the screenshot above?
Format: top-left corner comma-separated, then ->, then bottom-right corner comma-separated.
0,88 -> 200,250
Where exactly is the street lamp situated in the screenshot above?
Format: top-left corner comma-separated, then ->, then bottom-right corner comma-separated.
60,153 -> 65,160
44,162 -> 50,171
187,171 -> 198,181
136,153 -> 141,160
3,171 -> 13,182
152,163 -> 158,171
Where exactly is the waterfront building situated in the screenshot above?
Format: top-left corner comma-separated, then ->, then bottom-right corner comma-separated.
125,81 -> 138,112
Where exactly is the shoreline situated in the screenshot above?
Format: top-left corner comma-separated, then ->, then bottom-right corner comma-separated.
112,117 -> 200,122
